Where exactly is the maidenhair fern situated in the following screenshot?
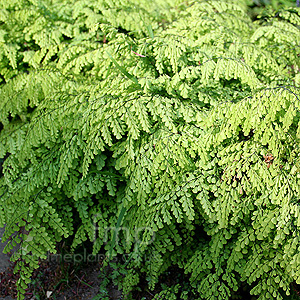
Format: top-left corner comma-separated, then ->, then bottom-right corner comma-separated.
1,0 -> 300,299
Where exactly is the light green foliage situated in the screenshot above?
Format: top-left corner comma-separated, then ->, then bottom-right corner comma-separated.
1,0 -> 300,299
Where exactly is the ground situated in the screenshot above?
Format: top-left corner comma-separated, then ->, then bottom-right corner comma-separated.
0,226 -> 122,300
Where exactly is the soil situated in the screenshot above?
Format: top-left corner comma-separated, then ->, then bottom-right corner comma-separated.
0,226 -> 16,300
0,227 -> 122,300
0,227 -> 11,273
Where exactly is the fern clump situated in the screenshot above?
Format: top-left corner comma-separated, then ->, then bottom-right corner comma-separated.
1,0 -> 300,299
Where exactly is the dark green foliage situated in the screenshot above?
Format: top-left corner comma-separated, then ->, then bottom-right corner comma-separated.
1,0 -> 300,299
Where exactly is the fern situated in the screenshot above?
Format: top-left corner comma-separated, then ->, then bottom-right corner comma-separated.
1,0 -> 300,299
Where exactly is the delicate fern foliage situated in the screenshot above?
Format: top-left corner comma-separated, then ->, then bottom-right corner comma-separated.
1,0 -> 300,299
